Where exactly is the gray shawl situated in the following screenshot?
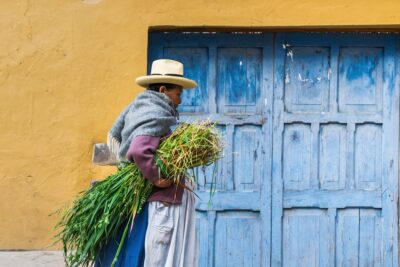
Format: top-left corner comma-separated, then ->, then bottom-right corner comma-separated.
108,90 -> 178,160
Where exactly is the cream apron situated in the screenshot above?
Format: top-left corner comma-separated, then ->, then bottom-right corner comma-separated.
144,183 -> 198,267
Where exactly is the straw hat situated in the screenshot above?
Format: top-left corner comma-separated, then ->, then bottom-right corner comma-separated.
135,59 -> 197,89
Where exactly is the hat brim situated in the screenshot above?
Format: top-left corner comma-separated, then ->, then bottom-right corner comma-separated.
135,75 -> 197,89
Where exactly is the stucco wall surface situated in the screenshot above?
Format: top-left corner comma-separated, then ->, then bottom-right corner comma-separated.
1,0 -> 399,249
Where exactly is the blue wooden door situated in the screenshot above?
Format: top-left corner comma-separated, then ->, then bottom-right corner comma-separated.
272,33 -> 399,266
149,32 -> 273,267
148,32 -> 399,266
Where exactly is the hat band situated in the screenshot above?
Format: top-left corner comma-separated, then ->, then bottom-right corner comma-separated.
150,73 -> 184,77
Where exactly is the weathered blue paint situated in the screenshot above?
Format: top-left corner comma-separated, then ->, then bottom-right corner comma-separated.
339,48 -> 383,112
273,33 -> 399,267
217,48 -> 262,113
284,46 -> 330,112
149,32 -> 399,267
149,32 -> 273,267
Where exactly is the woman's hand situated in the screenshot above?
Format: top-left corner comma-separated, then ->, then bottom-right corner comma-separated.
154,178 -> 172,188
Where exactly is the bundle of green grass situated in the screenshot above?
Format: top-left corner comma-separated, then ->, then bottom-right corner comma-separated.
55,122 -> 222,267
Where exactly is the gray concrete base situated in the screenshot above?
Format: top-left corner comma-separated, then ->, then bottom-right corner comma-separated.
0,251 -> 64,267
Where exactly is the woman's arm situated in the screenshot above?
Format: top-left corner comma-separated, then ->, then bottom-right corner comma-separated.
126,135 -> 172,188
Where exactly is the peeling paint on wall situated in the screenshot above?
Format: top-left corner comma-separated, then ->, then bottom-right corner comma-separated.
287,50 -> 294,62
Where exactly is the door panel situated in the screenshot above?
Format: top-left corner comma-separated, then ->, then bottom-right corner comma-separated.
149,32 -> 273,267
272,33 -> 398,267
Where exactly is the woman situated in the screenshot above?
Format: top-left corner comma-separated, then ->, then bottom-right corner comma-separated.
95,59 -> 198,267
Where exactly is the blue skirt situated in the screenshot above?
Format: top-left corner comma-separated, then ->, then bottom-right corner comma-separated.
95,203 -> 148,267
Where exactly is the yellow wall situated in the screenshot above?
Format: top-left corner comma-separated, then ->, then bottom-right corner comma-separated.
1,0 -> 400,249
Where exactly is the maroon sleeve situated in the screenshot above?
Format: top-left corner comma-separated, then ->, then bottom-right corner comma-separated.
126,135 -> 163,184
